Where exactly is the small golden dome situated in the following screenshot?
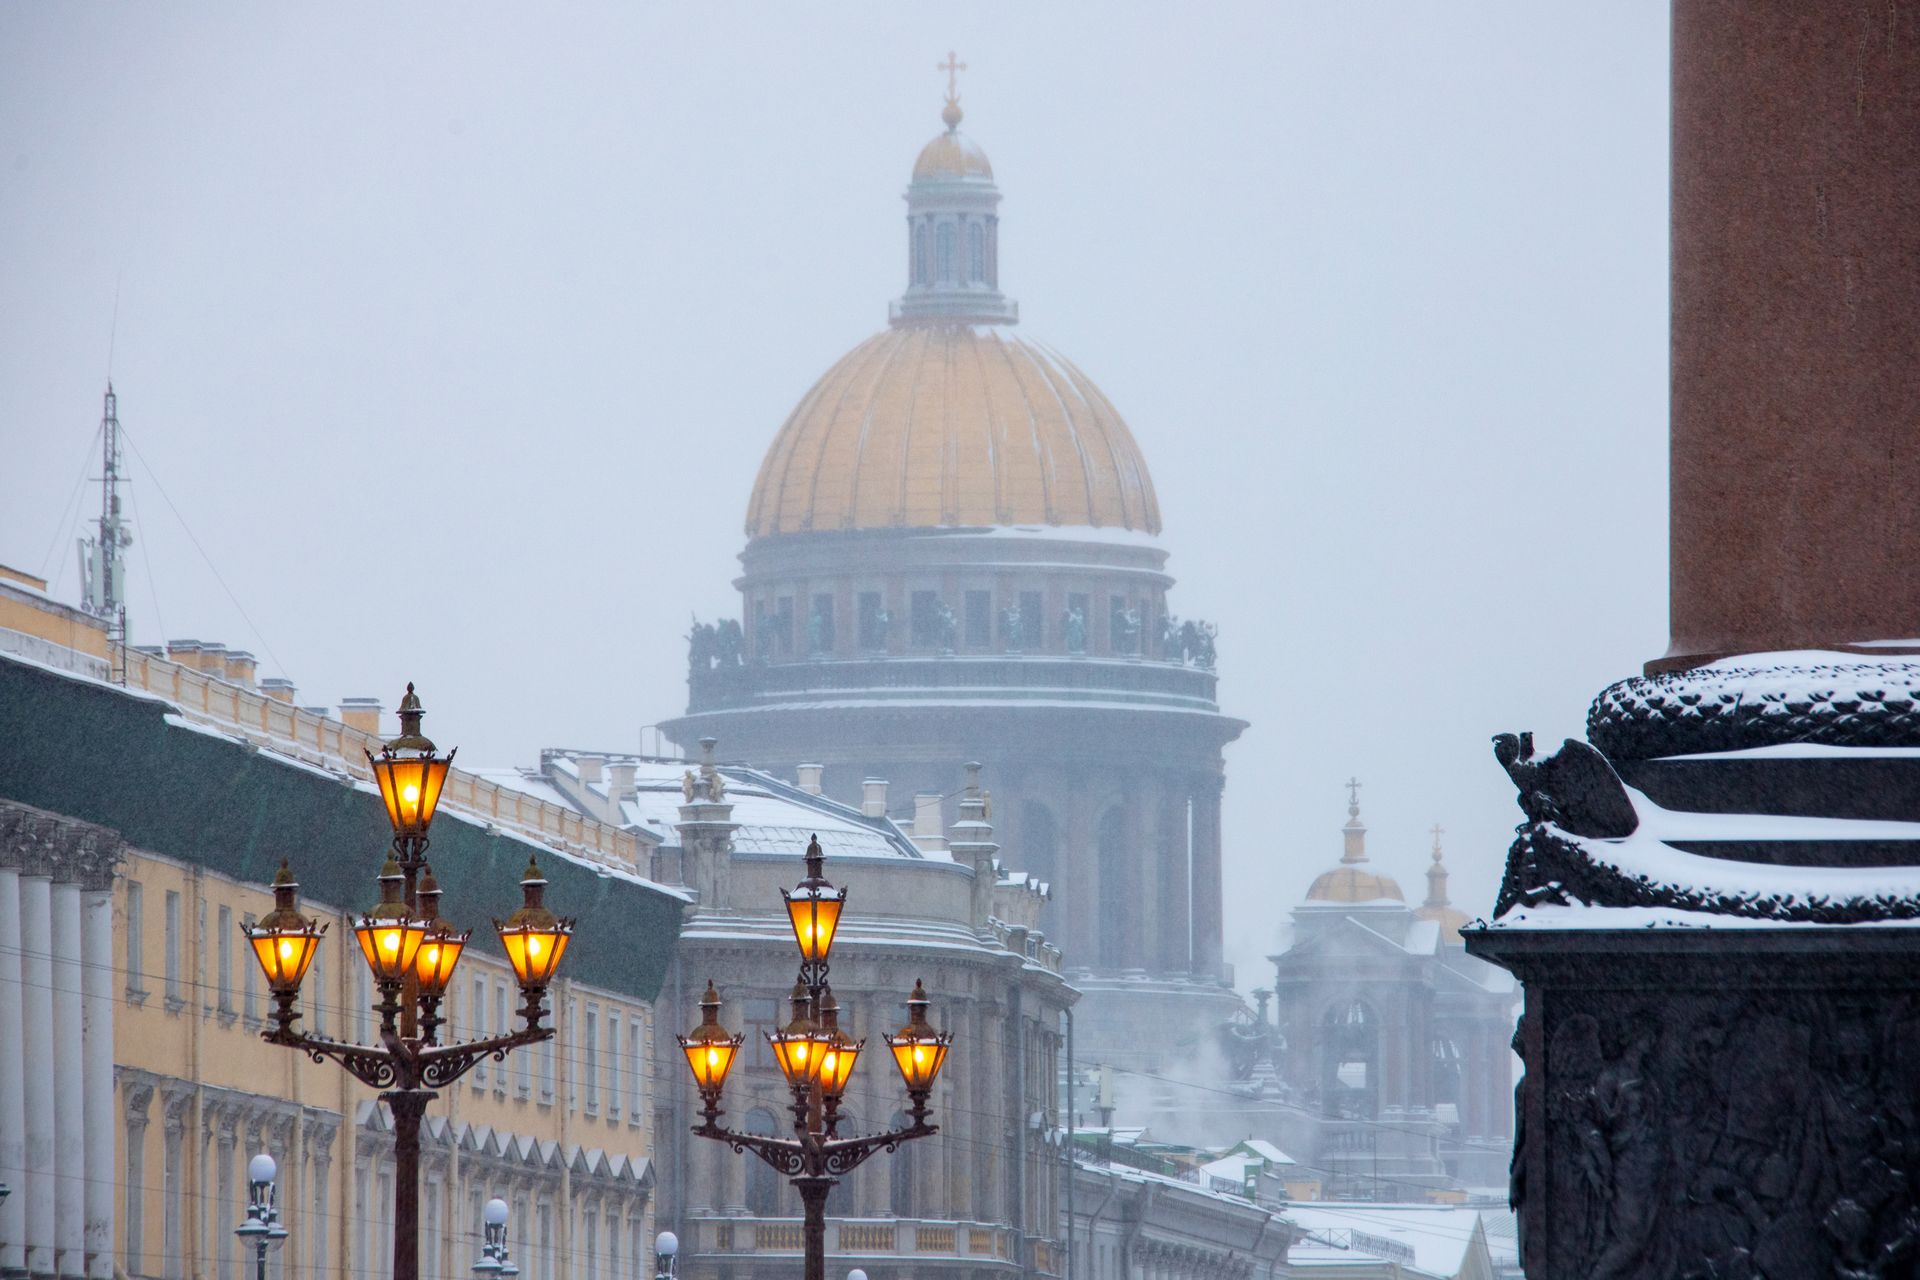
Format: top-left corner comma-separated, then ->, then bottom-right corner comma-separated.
1414,903 -> 1472,943
746,326 -> 1160,538
1306,866 -> 1406,905
913,129 -> 993,181
1304,780 -> 1405,904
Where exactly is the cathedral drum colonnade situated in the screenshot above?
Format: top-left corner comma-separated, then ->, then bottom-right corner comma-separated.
665,76 -> 1246,1071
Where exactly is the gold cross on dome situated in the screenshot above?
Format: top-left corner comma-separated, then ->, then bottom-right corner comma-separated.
1345,776 -> 1362,808
939,50 -> 967,102
1430,823 -> 1445,850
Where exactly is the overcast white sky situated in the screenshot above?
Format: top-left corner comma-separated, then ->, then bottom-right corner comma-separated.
0,4 -> 1668,987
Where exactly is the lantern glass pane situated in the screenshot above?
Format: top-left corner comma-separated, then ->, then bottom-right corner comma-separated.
787,894 -> 843,963
770,1032 -> 818,1086
355,919 -> 425,982
682,1038 -> 739,1091
415,934 -> 465,993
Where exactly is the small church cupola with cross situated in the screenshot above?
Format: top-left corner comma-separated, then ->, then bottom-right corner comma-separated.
1304,779 -> 1405,904
892,52 -> 1019,327
1414,823 -> 1472,942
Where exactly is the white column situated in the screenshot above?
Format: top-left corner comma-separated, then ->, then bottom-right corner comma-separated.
18,873 -> 55,1278
81,890 -> 114,1280
51,881 -> 85,1278
0,868 -> 27,1280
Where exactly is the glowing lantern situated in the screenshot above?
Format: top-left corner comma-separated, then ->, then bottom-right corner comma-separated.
353,857 -> 426,985
494,857 -> 573,992
678,981 -> 744,1098
885,979 -> 952,1095
366,683 -> 454,837
244,859 -> 327,994
782,836 -> 845,966
767,983 -> 821,1088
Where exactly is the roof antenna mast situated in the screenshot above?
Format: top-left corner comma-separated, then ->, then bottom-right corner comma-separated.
77,382 -> 133,683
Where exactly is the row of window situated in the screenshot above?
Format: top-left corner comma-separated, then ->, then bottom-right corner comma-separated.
909,216 -> 997,289
124,878 -> 647,1125
752,588 -> 1159,658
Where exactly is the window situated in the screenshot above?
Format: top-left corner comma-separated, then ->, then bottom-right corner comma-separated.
964,591 -> 991,648
1020,591 -> 1044,649
540,1033 -> 556,1103
356,964 -> 372,1045
584,1003 -> 600,1114
217,905 -> 233,1014
858,592 -> 887,650
126,881 -> 146,998
494,980 -> 509,1095
745,997 -> 779,1069
629,1017 -> 645,1121
163,890 -> 182,1009
124,1107 -> 146,1271
583,1209 -> 598,1280
936,223 -> 956,282
538,1201 -> 554,1280
517,1017 -> 533,1097
217,1142 -> 234,1280
968,222 -> 986,282
424,1180 -> 442,1280
774,596 -> 794,657
197,901 -> 207,1012
987,216 -> 999,286
912,223 -> 929,285
910,590 -> 943,648
308,943 -> 325,1036
163,1111 -> 183,1278
808,594 -> 835,655
744,1108 -> 779,1213
471,975 -> 489,1087
239,913 -> 257,1022
607,1011 -> 622,1120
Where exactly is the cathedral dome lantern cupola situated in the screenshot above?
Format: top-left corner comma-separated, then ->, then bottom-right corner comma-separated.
892,53 -> 1019,328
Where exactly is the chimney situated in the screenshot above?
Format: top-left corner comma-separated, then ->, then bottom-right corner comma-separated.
862,778 -> 889,819
578,755 -> 605,785
948,762 -> 999,929
339,697 -> 383,736
196,642 -> 228,675
260,677 -> 297,703
165,639 -> 201,666
608,760 -> 637,798
912,792 -> 949,854
223,650 -> 258,688
797,763 -> 824,795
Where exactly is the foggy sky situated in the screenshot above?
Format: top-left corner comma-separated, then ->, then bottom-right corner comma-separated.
0,4 -> 1669,987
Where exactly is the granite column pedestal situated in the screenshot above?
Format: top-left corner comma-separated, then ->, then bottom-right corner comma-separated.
1466,926 -> 1920,1280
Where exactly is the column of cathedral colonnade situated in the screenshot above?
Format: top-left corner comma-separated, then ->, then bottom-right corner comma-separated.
0,800 -> 123,1280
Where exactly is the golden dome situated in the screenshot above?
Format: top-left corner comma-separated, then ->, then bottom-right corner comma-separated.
746,326 -> 1161,538
1306,866 -> 1405,905
1414,903 -> 1472,943
913,129 -> 993,181
1304,782 -> 1404,904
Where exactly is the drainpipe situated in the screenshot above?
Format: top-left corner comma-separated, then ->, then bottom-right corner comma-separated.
1065,1007 -> 1075,1280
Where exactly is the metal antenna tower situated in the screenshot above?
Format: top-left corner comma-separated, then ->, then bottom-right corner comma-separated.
76,382 -> 133,682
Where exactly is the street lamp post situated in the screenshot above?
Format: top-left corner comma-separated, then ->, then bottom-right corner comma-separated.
243,685 -> 574,1280
678,836 -> 953,1280
471,1197 -> 520,1279
233,1153 -> 289,1280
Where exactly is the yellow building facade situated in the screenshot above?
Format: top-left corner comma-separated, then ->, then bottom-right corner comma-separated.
0,574 -> 685,1280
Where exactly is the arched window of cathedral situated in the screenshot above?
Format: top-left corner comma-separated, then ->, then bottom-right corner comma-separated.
889,1109 -> 916,1216
1319,1001 -> 1379,1120
968,222 -> 986,283
936,224 -> 956,283
912,223 -> 929,286
1096,807 -> 1130,968
744,1107 -> 779,1214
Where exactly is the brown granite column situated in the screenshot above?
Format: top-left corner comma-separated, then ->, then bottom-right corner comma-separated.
1664,0 -> 1920,669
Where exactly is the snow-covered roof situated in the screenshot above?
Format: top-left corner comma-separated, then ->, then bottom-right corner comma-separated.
1282,1203 -> 1487,1277
1237,1138 -> 1295,1164
541,753 -> 922,863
